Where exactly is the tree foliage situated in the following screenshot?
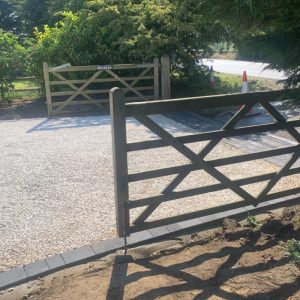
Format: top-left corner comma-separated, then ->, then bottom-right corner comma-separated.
29,0 -> 223,81
5,0 -> 87,35
207,0 -> 300,87
1,0 -> 299,97
0,0 -> 20,33
0,29 -> 27,102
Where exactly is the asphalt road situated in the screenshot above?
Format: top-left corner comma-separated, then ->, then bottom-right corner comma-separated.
202,59 -> 286,80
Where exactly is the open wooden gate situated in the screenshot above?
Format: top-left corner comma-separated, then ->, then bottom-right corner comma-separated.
43,56 -> 170,116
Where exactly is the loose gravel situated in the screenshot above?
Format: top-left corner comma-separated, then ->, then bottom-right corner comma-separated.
0,114 -> 299,272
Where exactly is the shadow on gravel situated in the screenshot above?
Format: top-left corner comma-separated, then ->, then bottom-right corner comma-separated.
0,98 -> 47,121
27,115 -> 112,132
26,112 -> 152,132
0,98 -> 110,121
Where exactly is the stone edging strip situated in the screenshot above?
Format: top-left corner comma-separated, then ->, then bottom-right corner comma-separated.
1,194 -> 299,292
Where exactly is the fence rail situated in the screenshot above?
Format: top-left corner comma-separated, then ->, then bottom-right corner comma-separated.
16,76 -> 36,80
14,76 -> 41,93
110,88 -> 300,237
14,87 -> 41,92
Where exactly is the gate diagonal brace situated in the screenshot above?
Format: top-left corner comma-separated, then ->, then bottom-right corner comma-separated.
106,69 -> 148,101
52,70 -> 104,114
134,103 -> 256,224
253,100 -> 300,203
132,114 -> 257,221
124,68 -> 152,97
260,101 -> 300,143
257,151 -> 300,203
163,103 -> 255,194
52,72 -> 104,111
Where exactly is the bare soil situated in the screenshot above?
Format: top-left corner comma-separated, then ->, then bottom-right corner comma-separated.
0,98 -> 47,120
2,205 -> 300,300
0,98 -> 109,120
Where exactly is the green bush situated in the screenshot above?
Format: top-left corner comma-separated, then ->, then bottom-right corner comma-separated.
0,30 -> 27,103
28,1 -> 223,86
172,65 -> 211,98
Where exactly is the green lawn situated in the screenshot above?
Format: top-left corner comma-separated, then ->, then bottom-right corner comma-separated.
172,71 -> 281,99
12,78 -> 41,100
183,72 -> 282,117
214,73 -> 281,94
13,78 -> 38,89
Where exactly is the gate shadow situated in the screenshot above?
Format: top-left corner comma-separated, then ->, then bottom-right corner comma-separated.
105,229 -> 300,300
27,115 -> 112,132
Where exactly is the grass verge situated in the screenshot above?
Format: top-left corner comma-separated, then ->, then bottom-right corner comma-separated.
11,78 -> 41,101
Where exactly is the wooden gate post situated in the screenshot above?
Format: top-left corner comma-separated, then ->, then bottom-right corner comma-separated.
161,55 -> 171,99
43,62 -> 53,116
110,87 -> 130,237
154,58 -> 160,100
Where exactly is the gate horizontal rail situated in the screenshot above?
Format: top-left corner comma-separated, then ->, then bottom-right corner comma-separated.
125,90 -> 283,115
127,120 -> 300,151
110,88 -> 300,237
48,63 -> 157,72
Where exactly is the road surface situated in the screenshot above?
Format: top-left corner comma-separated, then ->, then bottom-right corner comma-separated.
202,59 -> 285,80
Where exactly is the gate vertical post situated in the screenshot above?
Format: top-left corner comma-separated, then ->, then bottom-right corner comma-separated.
154,58 -> 160,100
161,55 -> 171,99
43,62 -> 53,116
110,87 -> 130,237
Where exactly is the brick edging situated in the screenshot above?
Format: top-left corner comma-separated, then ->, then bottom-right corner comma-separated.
1,194 -> 299,291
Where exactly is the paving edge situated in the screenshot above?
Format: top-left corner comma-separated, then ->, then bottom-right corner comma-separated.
1,193 -> 299,291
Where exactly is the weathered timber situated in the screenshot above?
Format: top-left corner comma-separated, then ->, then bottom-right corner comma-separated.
50,76 -> 154,85
50,63 -> 156,72
128,146 -> 300,182
136,104 -> 256,224
43,62 -> 52,115
135,114 -> 256,204
125,90 -> 284,116
161,55 -> 171,99
129,167 -> 300,209
110,86 -> 299,237
131,193 -> 300,232
44,58 -> 168,115
54,70 -> 104,114
51,86 -> 154,97
110,88 -> 130,237
127,120 -> 300,152
154,58 -> 160,100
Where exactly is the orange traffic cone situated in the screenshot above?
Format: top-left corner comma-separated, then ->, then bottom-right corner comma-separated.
241,70 -> 249,93
240,70 -> 260,117
210,66 -> 216,89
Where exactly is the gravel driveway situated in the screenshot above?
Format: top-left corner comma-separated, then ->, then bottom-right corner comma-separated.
1,114 -> 299,272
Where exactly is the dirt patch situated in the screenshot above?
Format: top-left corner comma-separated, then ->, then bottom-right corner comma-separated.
0,98 -> 110,120
2,205 -> 300,300
0,98 -> 47,120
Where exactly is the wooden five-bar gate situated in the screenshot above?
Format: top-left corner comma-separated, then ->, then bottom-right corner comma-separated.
110,88 -> 300,237
43,56 -> 171,116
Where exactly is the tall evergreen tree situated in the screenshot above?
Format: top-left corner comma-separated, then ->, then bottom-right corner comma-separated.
7,0 -> 71,35
0,0 -> 20,32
